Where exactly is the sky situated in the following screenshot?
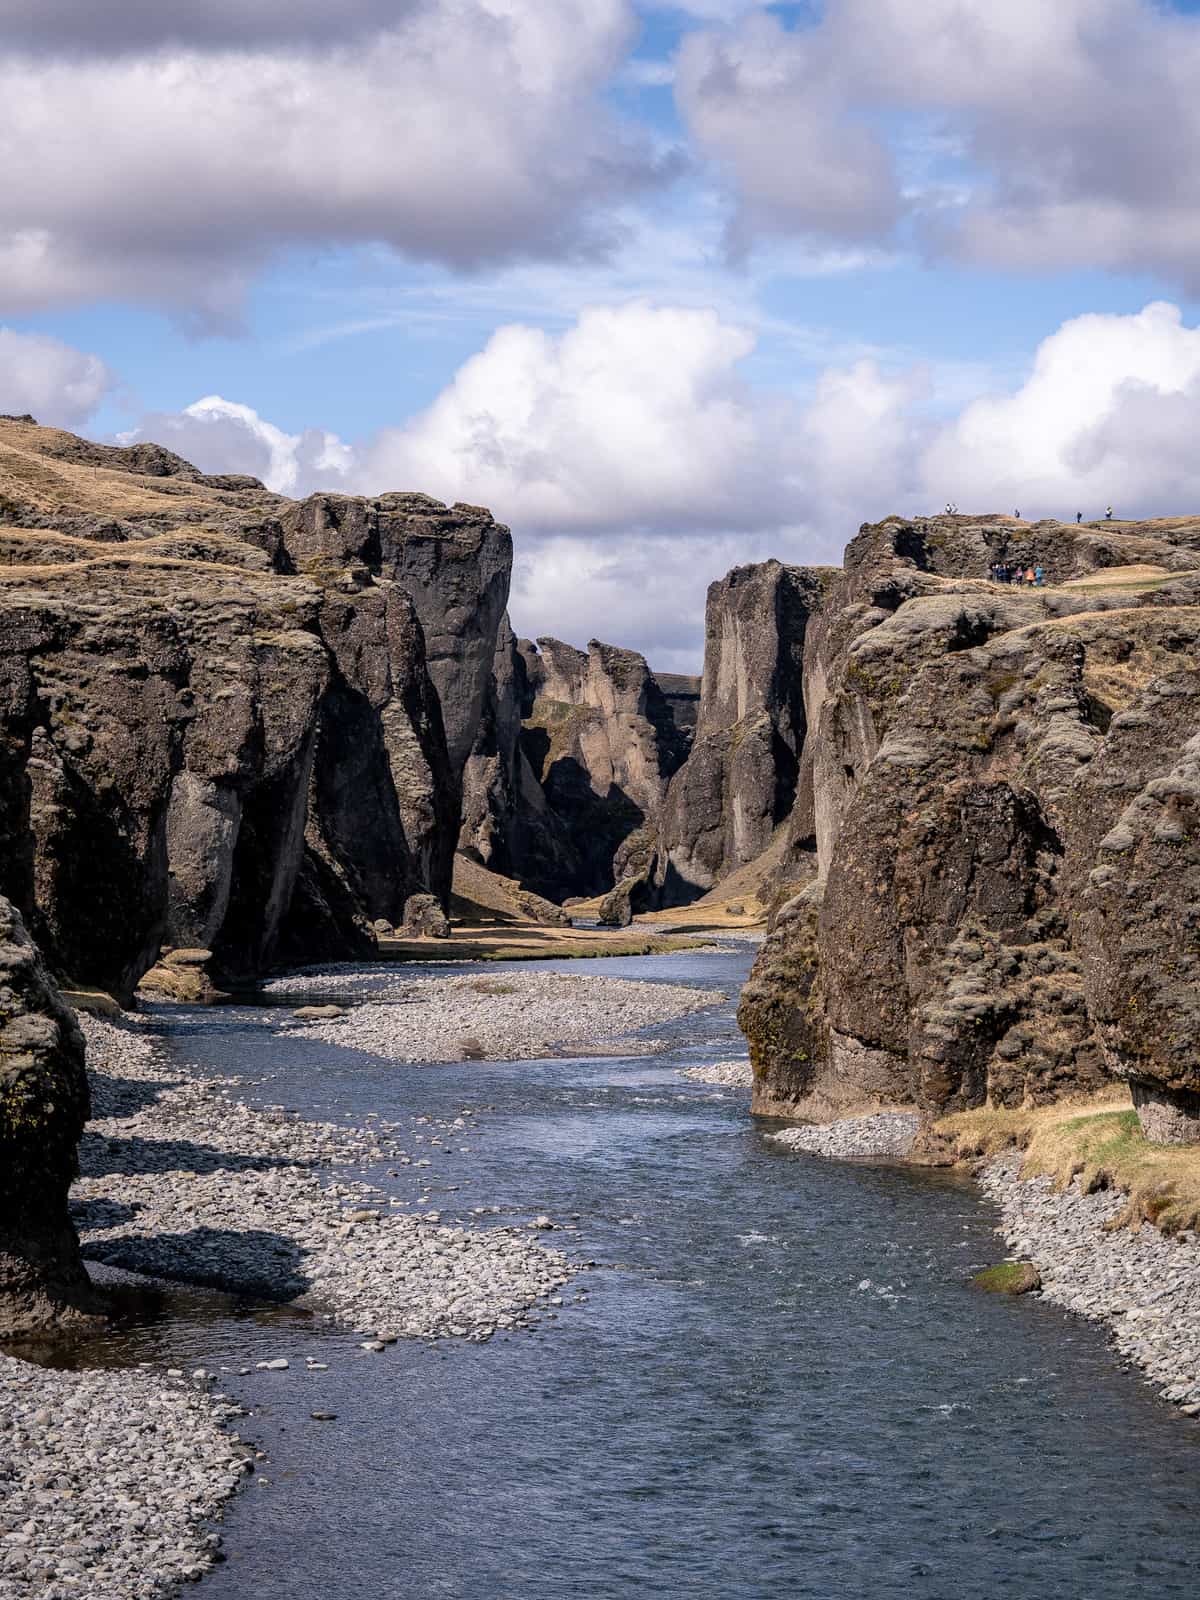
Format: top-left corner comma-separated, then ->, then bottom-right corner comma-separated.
5,0 -> 1200,670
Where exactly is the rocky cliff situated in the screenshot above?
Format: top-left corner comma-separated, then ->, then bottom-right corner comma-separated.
652,560 -> 835,905
459,630 -> 693,902
0,417 -> 508,997
739,512 -> 1200,1144
0,415 -> 517,1334
0,895 -> 95,1337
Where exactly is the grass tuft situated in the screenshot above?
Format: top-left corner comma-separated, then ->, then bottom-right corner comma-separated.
935,1090 -> 1200,1234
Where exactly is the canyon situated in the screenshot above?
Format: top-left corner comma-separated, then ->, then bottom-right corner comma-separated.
4,411 -> 1200,1338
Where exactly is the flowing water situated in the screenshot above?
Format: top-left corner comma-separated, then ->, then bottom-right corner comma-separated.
58,947 -> 1200,1596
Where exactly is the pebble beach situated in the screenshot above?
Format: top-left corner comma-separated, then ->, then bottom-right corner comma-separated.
979,1153 -> 1200,1414
2,967 -> 718,1599
272,967 -> 722,1062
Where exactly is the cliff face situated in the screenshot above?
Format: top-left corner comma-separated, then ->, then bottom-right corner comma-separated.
275,492 -> 512,787
0,417 -> 505,996
739,512 -> 1200,1143
518,636 -> 691,897
0,895 -> 95,1337
653,560 -> 835,904
458,630 -> 693,901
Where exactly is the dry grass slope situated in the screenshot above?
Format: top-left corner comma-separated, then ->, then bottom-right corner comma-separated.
935,1089 -> 1200,1234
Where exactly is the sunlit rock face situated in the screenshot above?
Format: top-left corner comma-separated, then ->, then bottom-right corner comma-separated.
736,512 -> 1200,1141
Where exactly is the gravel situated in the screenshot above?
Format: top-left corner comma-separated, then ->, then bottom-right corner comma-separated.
0,1356 -> 250,1597
678,1058 -> 753,1088
769,1111 -> 920,1160
74,1013 -> 571,1339
269,968 -> 720,1062
1,992 -> 593,1599
979,1153 -> 1200,1413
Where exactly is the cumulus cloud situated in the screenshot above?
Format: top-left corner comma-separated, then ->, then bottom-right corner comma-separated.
0,327 -> 114,427
115,298 -> 1200,661
0,0 -> 665,326
675,0 -> 1200,286
122,397 -> 353,496
922,302 -> 1200,518
358,301 -> 796,532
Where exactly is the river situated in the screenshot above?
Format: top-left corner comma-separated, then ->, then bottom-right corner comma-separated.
66,945 -> 1200,1597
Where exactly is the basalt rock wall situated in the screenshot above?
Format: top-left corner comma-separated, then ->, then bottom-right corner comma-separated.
738,511 -> 1200,1145
0,895 -> 95,1337
653,560 -> 836,905
511,636 -> 691,898
0,417 -> 508,995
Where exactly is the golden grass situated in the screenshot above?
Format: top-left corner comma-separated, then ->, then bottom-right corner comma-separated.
934,1088 -> 1200,1233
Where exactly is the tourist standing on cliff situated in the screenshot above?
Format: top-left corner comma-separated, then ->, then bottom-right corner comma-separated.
1035,565 -> 1044,586
1106,505 -> 1114,520
1077,511 -> 1083,523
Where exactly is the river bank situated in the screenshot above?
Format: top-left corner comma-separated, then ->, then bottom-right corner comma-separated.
979,1153 -> 1200,1413
1,961 -> 723,1598
767,1104 -> 1200,1420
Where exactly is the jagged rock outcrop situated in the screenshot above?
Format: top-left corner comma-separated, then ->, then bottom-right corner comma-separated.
517,636 -> 691,897
739,512 -> 1200,1142
0,416 -> 505,998
0,895 -> 95,1337
653,560 -> 835,904
458,620 -> 581,894
273,491 -> 512,786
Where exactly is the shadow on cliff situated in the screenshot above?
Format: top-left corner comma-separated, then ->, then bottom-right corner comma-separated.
81,1226 -> 311,1300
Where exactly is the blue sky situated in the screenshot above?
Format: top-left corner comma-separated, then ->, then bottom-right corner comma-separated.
5,0 -> 1200,667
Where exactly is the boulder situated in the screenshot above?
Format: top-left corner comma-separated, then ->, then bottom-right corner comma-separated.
401,893 -> 451,939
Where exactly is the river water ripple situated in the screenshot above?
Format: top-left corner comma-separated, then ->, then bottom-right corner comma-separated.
67,948 -> 1200,1597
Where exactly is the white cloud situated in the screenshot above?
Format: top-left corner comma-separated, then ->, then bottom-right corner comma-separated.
0,327 -> 114,427
0,1 -> 665,326
111,298 -> 1200,661
922,302 -> 1200,518
357,300 -> 794,532
674,0 -> 1200,286
123,396 -> 352,496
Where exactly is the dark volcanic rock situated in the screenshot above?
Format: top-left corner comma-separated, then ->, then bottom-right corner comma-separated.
275,491 -> 512,787
0,420 -> 508,999
517,636 -> 690,897
0,896 -> 95,1337
654,560 -> 835,904
0,557 -> 330,999
738,512 -> 1200,1140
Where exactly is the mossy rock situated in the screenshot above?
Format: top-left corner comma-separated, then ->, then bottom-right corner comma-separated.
972,1261 -> 1041,1295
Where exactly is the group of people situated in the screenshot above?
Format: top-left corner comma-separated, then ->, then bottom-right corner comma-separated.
941,505 -> 1116,522
991,561 -> 1044,586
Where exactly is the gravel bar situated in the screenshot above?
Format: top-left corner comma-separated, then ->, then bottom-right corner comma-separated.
979,1154 -> 1200,1414
276,968 -> 721,1062
678,1059 -> 753,1087
75,1014 -> 571,1339
0,1356 -> 249,1597
769,1111 -> 919,1160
